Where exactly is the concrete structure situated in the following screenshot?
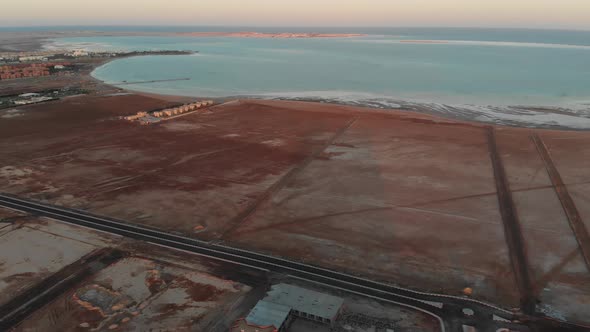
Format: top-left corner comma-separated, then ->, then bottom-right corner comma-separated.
244,301 -> 291,331
232,283 -> 343,331
264,284 -> 343,326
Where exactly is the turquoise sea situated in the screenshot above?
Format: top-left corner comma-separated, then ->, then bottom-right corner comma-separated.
46,27 -> 590,129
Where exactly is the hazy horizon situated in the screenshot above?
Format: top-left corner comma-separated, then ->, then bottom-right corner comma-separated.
3,0 -> 590,30
2,25 -> 590,33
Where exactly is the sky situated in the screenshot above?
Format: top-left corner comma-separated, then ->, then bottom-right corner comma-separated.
3,0 -> 590,30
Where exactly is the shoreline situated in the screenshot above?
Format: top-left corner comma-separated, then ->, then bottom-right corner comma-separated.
81,42 -> 590,131
4,32 -> 589,131
90,54 -> 590,131
114,83 -> 590,133
114,80 -> 590,131
81,45 -> 590,131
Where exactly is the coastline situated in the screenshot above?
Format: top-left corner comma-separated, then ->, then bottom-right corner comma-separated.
4,31 -> 589,131
80,35 -> 590,131
114,79 -> 590,130
106,86 -> 590,131
108,82 -> 590,133
87,50 -> 590,131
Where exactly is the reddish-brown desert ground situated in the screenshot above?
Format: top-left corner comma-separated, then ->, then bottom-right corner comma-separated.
0,207 -> 441,331
1,92 -> 590,325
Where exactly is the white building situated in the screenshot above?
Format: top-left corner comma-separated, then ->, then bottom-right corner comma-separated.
19,55 -> 45,62
238,283 -> 344,331
245,301 -> 292,332
67,50 -> 89,57
264,284 -> 344,326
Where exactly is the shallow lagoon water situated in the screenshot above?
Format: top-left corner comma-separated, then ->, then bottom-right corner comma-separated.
53,28 -> 590,128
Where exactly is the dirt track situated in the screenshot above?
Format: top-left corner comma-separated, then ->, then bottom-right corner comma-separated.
1,95 -> 589,324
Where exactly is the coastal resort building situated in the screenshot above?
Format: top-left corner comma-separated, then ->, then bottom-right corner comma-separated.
231,284 -> 344,332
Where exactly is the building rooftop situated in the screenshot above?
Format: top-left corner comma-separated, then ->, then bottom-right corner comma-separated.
245,300 -> 291,329
264,284 -> 344,320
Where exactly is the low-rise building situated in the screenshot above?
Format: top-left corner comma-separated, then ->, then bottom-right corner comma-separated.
264,284 -> 344,326
231,301 -> 292,332
19,55 -> 46,62
67,50 -> 89,57
231,284 -> 344,332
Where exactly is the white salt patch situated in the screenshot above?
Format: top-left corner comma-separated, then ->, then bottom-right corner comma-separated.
1,109 -> 23,118
261,139 -> 285,147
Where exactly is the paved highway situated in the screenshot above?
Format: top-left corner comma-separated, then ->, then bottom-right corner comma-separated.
1,193 -> 586,332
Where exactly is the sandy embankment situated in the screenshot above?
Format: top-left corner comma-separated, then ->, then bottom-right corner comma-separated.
0,31 -> 171,52
0,30 -> 366,52
177,32 -> 366,38
400,40 -> 449,44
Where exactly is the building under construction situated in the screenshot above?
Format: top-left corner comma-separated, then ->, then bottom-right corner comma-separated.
123,100 -> 215,124
152,100 -> 214,118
